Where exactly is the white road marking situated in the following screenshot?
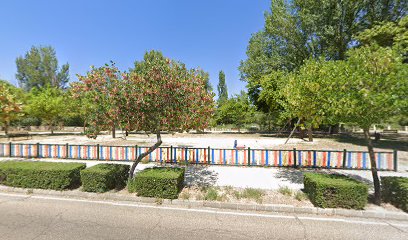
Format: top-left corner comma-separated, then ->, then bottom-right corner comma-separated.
0,192 -> 407,227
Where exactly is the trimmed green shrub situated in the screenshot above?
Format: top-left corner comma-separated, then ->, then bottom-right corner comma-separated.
382,177 -> 408,212
81,164 -> 130,193
128,167 -> 185,199
0,161 -> 86,190
304,173 -> 368,209
81,163 -> 129,192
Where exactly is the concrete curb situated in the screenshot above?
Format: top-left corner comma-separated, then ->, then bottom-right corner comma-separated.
0,186 -> 407,221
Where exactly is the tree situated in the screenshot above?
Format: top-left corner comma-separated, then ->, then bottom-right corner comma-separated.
0,81 -> 23,134
198,69 -> 213,93
72,63 -> 122,138
240,0 -> 407,110
334,46 -> 407,204
217,70 -> 228,105
74,51 -> 215,178
215,91 -> 256,131
16,46 -> 69,91
26,86 -> 67,134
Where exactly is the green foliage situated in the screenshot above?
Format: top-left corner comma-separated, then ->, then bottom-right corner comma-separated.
278,186 -> 293,196
127,167 -> 185,199
217,70 -> 228,105
15,46 -> 69,91
304,173 -> 368,209
294,191 -> 308,201
0,81 -> 23,134
0,161 -> 85,190
204,187 -> 219,201
25,86 -> 67,133
240,0 -> 407,110
215,91 -> 257,128
241,188 -> 264,203
80,164 -> 130,193
381,177 -> 408,212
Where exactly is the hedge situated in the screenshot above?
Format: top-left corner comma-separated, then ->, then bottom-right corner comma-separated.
81,164 -> 130,193
382,176 -> 408,212
128,167 -> 185,199
304,173 -> 368,209
0,161 -> 86,190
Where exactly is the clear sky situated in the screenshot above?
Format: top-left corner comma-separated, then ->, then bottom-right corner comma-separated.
0,0 -> 270,96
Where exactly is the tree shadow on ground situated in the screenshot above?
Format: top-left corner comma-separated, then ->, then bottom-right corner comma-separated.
274,168 -> 306,184
184,165 -> 218,188
333,133 -> 408,152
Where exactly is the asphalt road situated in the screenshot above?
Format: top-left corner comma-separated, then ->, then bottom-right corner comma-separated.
0,193 -> 407,240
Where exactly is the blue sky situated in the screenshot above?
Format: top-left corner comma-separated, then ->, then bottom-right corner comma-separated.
0,0 -> 270,96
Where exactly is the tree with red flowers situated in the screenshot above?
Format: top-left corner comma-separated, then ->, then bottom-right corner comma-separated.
73,51 -> 215,178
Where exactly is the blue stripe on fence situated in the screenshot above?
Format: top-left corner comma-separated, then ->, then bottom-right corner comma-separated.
196,149 -> 199,164
298,151 -> 302,166
279,151 -> 282,166
235,150 -> 238,165
363,153 -> 367,169
377,153 -> 381,169
252,150 -> 255,165
212,149 -> 215,164
313,151 -> 317,167
327,151 -> 331,169
266,151 -> 269,165
347,152 -> 352,168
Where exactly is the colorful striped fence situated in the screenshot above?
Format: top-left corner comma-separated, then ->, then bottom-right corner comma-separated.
0,142 -> 398,171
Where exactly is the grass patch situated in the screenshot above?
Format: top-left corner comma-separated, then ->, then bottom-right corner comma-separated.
241,188 -> 264,203
294,191 -> 308,201
204,187 -> 219,201
278,186 -> 293,196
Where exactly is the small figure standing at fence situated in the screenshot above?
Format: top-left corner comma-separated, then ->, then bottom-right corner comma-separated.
233,140 -> 246,150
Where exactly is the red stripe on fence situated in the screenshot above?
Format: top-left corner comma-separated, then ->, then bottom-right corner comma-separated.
387,153 -> 393,170
307,151 -> 312,166
322,152 -> 327,167
274,151 -> 278,166
244,149 -> 247,165
289,151 -> 292,166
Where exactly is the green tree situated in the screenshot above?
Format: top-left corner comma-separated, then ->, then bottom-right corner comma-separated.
0,81 -> 23,134
26,86 -> 67,134
217,70 -> 228,105
333,46 -> 407,204
240,0 -> 407,110
16,46 -> 69,91
198,69 -> 213,93
216,91 -> 256,131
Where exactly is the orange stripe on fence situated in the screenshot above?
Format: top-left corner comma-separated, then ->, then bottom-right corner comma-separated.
357,152 -> 362,169
261,150 -> 265,165
274,151 -> 278,166
231,150 -> 234,164
289,151 -> 292,166
219,150 -> 222,164
308,151 -> 312,166
322,152 -> 327,167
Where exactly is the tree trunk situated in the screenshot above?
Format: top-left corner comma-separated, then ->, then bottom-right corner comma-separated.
4,123 -> 9,135
363,128 -> 381,205
285,119 -> 300,144
129,132 -> 162,179
50,125 -> 54,135
112,126 -> 116,138
307,126 -> 313,142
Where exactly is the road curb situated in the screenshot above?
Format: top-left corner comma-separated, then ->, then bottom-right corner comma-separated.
0,186 -> 407,221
